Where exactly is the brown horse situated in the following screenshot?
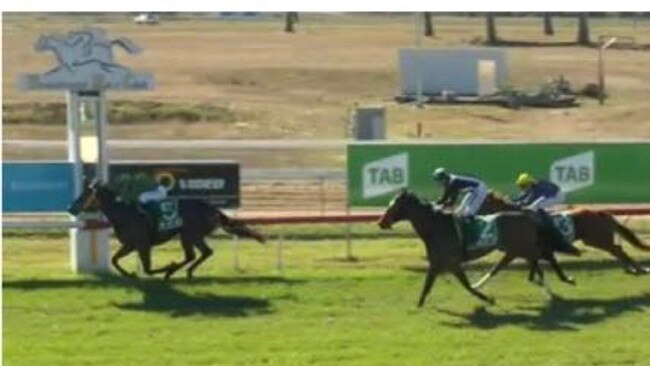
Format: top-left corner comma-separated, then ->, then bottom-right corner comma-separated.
377,190 -> 574,307
68,180 -> 267,280
479,191 -> 650,275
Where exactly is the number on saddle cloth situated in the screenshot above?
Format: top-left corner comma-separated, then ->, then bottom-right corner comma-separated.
459,215 -> 500,252
152,199 -> 183,232
549,213 -> 575,243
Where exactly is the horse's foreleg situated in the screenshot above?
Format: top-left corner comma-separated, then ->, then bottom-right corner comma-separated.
453,268 -> 495,305
186,239 -> 214,280
112,245 -> 135,277
417,267 -> 438,308
528,264 -> 538,283
546,252 -> 576,285
472,255 -> 514,289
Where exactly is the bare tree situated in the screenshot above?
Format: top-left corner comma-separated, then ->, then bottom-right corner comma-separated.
577,13 -> 591,45
486,13 -> 497,44
424,12 -> 435,37
543,13 -> 554,36
284,12 -> 298,33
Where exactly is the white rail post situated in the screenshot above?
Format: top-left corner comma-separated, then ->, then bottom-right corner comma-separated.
345,204 -> 354,260
232,235 -> 241,272
276,233 -> 284,271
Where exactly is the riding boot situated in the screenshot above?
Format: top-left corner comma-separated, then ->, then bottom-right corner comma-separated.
538,209 -> 580,256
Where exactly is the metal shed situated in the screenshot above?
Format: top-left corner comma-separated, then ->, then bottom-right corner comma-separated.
399,48 -> 508,97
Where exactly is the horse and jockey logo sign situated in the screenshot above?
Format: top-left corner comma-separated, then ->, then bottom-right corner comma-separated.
18,28 -> 154,91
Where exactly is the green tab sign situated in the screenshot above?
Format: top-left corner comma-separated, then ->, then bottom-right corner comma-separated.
347,141 -> 650,207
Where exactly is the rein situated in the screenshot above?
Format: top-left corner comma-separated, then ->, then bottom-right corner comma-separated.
82,190 -> 98,210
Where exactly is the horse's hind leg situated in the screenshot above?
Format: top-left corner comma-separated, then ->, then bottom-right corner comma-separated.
112,245 -> 135,277
452,267 -> 495,305
545,252 -> 576,285
472,254 -> 514,289
136,246 -> 179,277
587,238 -> 647,275
417,267 -> 439,308
186,239 -> 213,280
163,237 -> 197,281
607,244 -> 649,275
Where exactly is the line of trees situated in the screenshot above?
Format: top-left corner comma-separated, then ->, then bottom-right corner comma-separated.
421,12 -> 595,45
282,12 -> 649,46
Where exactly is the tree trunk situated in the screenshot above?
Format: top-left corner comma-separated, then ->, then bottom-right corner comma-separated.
423,12 -> 435,37
543,13 -> 554,36
486,13 -> 497,45
577,13 -> 591,45
284,12 -> 297,33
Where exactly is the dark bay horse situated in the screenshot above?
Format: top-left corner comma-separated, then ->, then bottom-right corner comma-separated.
377,190 -> 574,307
479,192 -> 650,275
68,181 -> 266,280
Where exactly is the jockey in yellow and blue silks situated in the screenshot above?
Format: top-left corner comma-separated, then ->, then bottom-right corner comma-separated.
432,167 -> 489,217
513,173 -> 579,255
513,173 -> 566,209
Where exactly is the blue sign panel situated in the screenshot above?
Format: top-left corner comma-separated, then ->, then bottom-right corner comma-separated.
3,162 -> 74,213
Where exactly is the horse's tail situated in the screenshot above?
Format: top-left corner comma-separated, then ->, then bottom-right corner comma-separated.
215,210 -> 266,244
610,214 -> 650,251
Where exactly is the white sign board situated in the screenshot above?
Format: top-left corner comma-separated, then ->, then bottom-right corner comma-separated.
18,28 -> 154,91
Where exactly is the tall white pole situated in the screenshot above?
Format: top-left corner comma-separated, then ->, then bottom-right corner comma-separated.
66,91 -> 82,197
97,91 -> 109,183
414,12 -> 424,107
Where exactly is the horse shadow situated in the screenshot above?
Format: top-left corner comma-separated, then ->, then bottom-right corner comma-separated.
3,274 -> 303,318
401,257 -> 650,274
113,278 -> 274,318
436,292 -> 650,331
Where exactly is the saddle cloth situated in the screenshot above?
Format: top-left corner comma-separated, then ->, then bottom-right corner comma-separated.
457,212 -> 575,252
549,212 -> 576,243
458,214 -> 500,252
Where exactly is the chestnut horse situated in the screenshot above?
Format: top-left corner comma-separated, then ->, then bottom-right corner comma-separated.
479,192 -> 650,275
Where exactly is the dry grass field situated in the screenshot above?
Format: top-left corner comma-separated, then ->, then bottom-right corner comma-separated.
3,13 -> 650,152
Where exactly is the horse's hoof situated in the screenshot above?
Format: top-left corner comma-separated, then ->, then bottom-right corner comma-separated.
564,277 -> 577,286
164,271 -> 174,281
485,297 -> 496,305
187,272 -> 195,281
624,268 -> 638,275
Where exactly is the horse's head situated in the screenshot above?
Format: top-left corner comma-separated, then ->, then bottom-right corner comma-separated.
67,179 -> 116,216
68,179 -> 99,216
479,190 -> 519,215
378,189 -> 422,230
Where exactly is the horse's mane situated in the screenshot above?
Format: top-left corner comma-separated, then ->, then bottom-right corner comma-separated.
488,190 -> 511,203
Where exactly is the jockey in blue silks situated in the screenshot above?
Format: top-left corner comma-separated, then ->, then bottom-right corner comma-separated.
513,173 -> 579,256
513,173 -> 566,209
